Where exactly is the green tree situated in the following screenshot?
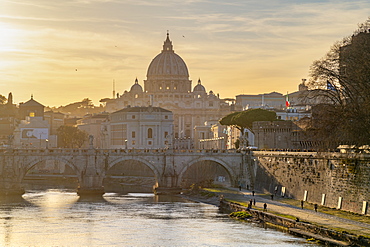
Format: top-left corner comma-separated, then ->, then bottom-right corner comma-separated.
219,108 -> 277,134
307,18 -> 370,147
57,126 -> 88,148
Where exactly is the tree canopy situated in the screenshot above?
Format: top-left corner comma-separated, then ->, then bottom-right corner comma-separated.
57,126 -> 88,148
0,94 -> 6,105
307,18 -> 370,147
50,98 -> 104,117
219,108 -> 277,133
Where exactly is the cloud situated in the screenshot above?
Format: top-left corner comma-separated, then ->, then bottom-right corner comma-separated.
1,0 -> 370,105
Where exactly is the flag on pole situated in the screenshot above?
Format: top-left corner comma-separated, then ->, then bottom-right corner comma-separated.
327,81 -> 336,91
285,93 -> 290,107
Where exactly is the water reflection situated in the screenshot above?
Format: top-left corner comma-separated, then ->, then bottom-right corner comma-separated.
0,190 -> 321,246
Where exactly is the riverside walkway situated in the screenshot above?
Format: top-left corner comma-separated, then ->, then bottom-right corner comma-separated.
210,188 -> 370,238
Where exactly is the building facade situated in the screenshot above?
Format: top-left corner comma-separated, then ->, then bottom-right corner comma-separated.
103,32 -> 232,140
102,106 -> 173,149
13,96 -> 55,148
76,112 -> 109,148
235,92 -> 285,111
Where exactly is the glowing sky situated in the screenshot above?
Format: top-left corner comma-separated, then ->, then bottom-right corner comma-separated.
0,0 -> 369,106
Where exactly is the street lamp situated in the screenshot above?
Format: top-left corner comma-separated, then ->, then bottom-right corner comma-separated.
46,139 -> 49,149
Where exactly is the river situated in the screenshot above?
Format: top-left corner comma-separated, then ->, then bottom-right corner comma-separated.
0,189 -> 321,246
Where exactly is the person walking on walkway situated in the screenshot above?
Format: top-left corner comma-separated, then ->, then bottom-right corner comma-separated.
301,200 -> 304,209
263,203 -> 267,211
314,204 -> 318,212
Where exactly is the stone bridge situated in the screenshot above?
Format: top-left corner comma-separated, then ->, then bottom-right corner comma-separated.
0,148 -> 248,196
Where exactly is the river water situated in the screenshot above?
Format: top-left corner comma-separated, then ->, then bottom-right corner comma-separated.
0,189 -> 321,246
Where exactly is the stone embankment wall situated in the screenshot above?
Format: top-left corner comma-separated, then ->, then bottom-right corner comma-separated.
251,151 -> 370,214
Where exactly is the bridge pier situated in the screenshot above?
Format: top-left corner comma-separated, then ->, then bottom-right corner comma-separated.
76,151 -> 105,196
152,155 -> 183,195
0,155 -> 25,196
0,183 -> 25,196
77,175 -> 105,196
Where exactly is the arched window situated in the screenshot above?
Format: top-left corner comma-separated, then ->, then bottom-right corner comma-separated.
148,128 -> 153,138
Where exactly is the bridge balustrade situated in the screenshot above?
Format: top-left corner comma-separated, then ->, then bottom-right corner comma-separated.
0,147 -> 247,155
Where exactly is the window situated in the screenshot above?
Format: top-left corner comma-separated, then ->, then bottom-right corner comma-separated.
209,101 -> 214,107
132,140 -> 135,145
132,115 -> 136,119
29,112 -> 35,117
148,128 -> 153,138
185,130 -> 191,137
164,131 -> 168,138
148,141 -> 152,145
165,115 -> 168,119
135,94 -> 138,99
132,131 -> 135,138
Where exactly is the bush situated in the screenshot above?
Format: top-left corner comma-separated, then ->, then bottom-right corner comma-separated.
229,211 -> 252,219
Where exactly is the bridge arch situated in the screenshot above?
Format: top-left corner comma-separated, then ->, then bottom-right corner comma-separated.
23,156 -> 80,181
178,156 -> 237,188
107,156 -> 161,181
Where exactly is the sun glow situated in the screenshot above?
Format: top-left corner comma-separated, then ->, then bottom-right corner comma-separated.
0,23 -> 22,52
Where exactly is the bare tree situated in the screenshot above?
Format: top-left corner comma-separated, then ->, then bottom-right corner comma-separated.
307,18 -> 370,146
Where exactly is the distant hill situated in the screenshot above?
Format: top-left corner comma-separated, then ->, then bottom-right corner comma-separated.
48,98 -> 105,118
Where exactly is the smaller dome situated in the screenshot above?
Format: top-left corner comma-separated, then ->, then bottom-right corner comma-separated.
193,78 -> 206,92
130,78 -> 143,93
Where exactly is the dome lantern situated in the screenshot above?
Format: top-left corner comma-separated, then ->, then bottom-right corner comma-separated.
162,31 -> 173,52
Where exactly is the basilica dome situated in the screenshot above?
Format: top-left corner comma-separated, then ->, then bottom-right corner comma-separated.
193,78 -> 206,92
146,33 -> 189,78
130,78 -> 143,93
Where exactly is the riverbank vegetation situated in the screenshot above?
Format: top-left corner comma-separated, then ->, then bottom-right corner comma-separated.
229,211 -> 252,220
